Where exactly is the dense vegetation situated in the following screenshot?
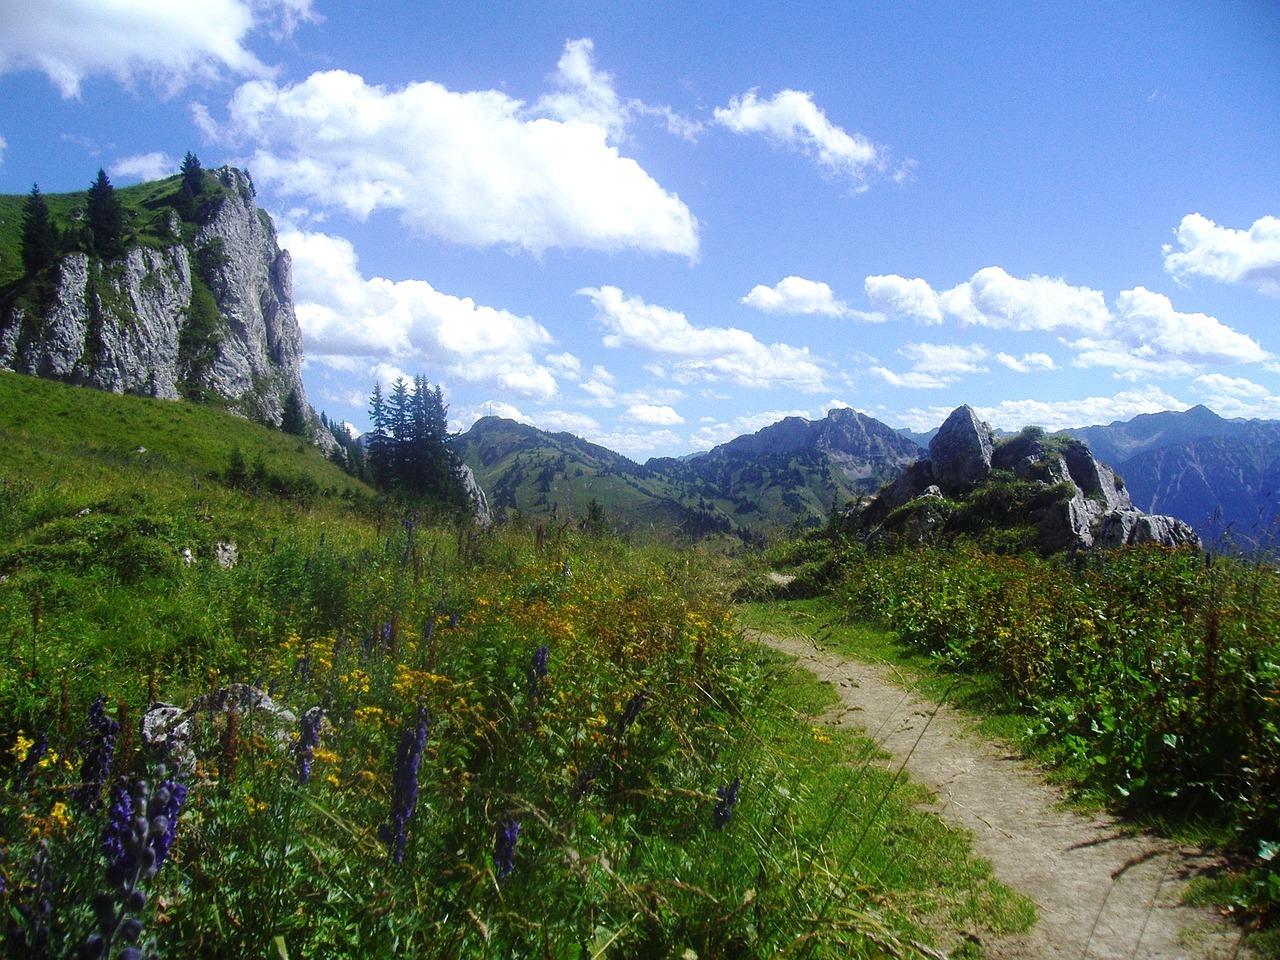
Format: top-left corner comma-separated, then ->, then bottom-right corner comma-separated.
0,372 -> 1029,959
753,526 -> 1280,940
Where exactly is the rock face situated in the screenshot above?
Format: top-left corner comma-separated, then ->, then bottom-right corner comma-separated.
863,405 -> 1200,552
0,168 -> 309,428
929,405 -> 995,487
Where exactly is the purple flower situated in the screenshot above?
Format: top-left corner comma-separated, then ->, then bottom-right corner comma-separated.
493,818 -> 519,881
713,777 -> 741,830
73,697 -> 120,812
527,645 -> 549,701
86,766 -> 186,959
378,714 -> 430,864
613,691 -> 647,737
294,707 -> 323,785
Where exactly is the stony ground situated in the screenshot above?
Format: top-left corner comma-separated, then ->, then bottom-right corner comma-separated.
752,628 -> 1254,960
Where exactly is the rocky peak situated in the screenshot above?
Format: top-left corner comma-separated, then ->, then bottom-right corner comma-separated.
928,404 -> 994,489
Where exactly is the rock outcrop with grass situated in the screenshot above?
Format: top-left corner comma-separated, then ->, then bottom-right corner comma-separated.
0,167 -> 309,430
860,404 -> 1200,552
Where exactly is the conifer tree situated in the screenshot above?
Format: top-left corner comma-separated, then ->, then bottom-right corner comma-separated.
21,183 -> 58,274
367,382 -> 390,485
180,152 -> 203,194
86,168 -> 125,257
282,388 -> 308,436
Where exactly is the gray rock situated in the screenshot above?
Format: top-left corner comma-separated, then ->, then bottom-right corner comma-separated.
458,463 -> 492,526
928,405 -> 994,489
1098,510 -> 1200,548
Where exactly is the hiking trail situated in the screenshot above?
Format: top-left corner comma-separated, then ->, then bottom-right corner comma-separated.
752,628 -> 1252,960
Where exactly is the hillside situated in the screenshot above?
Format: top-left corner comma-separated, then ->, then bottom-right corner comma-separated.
451,416 -> 740,542
454,408 -> 924,544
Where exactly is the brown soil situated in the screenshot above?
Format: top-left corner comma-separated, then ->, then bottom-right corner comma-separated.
752,628 -> 1253,960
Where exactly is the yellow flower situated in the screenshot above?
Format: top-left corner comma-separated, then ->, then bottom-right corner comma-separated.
9,730 -> 34,764
49,801 -> 72,831
245,795 -> 267,814
314,748 -> 341,765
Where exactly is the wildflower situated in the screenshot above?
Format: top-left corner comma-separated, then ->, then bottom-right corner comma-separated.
48,802 -> 71,832
294,707 -> 324,785
570,757 -> 605,802
493,818 -> 519,881
712,777 -> 741,830
83,766 -> 185,960
527,645 -> 549,701
73,697 -> 120,812
379,713 -> 430,864
10,841 -> 53,958
613,691 -> 647,737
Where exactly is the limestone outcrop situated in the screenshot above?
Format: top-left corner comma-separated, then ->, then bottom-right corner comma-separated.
861,405 -> 1200,552
0,168 -> 311,430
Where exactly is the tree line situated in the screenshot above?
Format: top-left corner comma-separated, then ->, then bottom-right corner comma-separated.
19,152 -> 208,274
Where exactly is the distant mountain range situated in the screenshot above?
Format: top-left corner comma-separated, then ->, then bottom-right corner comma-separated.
454,404 -> 1280,546
1056,406 -> 1280,545
453,407 -> 921,543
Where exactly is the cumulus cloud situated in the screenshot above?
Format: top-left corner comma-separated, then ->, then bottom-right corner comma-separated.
1163,213 -> 1280,296
580,285 -> 828,391
741,276 -> 852,317
283,227 -> 560,400
1192,374 -> 1280,420
871,342 -> 989,389
1071,287 -> 1271,380
218,41 -> 699,257
996,352 -> 1056,373
689,408 -> 815,450
714,89 -> 888,188
622,404 -> 685,426
864,275 -> 943,324
0,0 -> 316,98
110,151 -> 175,182
870,266 -> 1268,380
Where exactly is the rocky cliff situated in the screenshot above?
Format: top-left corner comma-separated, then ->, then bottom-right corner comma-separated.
862,405 -> 1200,552
0,168 -> 310,429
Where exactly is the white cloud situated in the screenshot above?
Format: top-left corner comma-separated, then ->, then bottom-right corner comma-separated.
580,285 -> 828,391
1192,373 -> 1270,398
0,0 -> 316,98
220,42 -> 699,257
893,385 -> 1187,433
714,89 -> 885,188
741,276 -> 851,317
0,133 -> 6,167
941,267 -> 1112,333
622,404 -> 684,426
870,342 -> 988,389
283,227 -> 560,400
996,351 -> 1056,373
110,151 -> 175,182
544,352 -> 582,379
869,266 -> 1268,381
1192,375 -> 1280,420
864,275 -> 943,323
1071,287 -> 1270,380
536,38 -> 629,138
1163,213 -> 1280,296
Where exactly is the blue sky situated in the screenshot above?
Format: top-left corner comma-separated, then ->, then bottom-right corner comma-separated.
1,1 -> 1277,458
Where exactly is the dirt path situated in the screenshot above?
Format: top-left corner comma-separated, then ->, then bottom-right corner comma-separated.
752,628 -> 1252,960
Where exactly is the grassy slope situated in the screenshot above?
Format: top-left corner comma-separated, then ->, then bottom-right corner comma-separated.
0,374 -> 1031,958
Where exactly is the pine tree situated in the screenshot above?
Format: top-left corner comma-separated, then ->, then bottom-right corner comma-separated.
21,183 -> 58,274
282,388 -> 308,436
86,168 -> 125,258
180,152 -> 203,195
367,382 -> 390,486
